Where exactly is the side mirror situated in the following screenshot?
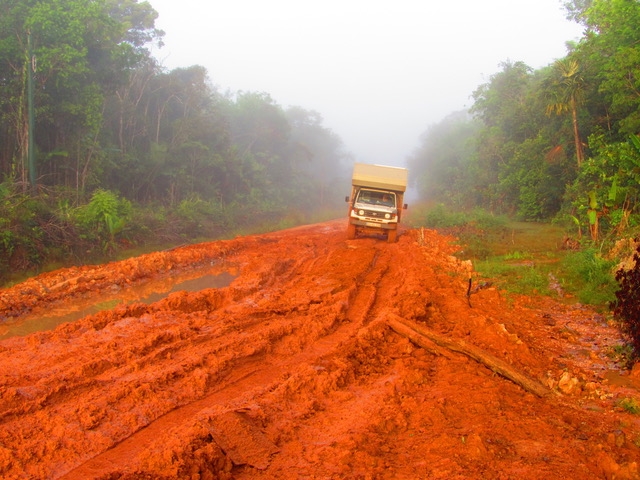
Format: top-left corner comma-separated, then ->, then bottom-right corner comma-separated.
345,196 -> 350,203
403,204 -> 408,210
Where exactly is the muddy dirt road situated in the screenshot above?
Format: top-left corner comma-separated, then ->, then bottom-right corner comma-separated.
1,220 -> 639,479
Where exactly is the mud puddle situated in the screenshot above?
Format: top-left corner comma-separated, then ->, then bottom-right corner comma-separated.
0,270 -> 237,340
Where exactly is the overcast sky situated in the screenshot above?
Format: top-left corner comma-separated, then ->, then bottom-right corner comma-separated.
147,0 -> 584,167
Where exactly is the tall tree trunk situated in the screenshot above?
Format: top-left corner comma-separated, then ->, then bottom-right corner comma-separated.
571,96 -> 584,166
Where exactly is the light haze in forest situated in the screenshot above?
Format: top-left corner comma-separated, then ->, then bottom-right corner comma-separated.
147,0 -> 584,167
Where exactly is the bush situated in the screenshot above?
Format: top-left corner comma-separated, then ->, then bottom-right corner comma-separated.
75,189 -> 131,253
470,208 -> 509,230
0,184 -> 49,277
612,241 -> 640,358
422,204 -> 468,228
562,248 -> 618,306
174,196 -> 233,239
407,204 -> 509,231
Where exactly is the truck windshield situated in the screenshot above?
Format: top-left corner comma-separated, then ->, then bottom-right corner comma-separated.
357,190 -> 395,207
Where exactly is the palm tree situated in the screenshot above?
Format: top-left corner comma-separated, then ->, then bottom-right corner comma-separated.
546,58 -> 585,166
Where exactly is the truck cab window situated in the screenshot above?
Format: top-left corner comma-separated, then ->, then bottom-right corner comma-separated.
357,190 -> 394,207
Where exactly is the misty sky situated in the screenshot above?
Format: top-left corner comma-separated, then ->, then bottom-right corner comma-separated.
147,0 -> 584,167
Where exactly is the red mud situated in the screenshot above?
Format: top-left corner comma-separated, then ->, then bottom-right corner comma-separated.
0,220 -> 639,479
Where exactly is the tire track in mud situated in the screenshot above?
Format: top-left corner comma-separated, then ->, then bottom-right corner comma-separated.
0,225 -> 482,479
58,232 -> 396,478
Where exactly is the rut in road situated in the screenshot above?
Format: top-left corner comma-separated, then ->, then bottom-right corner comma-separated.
55,227 -> 400,478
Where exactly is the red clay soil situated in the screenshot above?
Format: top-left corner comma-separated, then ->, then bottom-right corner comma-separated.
1,220 -> 640,479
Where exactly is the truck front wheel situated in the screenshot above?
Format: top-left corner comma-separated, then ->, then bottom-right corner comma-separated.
347,223 -> 356,240
387,229 -> 397,243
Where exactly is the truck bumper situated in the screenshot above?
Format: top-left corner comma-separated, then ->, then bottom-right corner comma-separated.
350,219 -> 397,232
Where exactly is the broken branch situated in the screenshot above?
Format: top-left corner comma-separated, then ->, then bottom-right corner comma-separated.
387,314 -> 553,398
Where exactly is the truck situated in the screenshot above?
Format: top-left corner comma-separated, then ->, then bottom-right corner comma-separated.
345,163 -> 408,243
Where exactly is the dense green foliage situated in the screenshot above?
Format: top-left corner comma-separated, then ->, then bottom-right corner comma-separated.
408,0 -> 640,238
0,0 -> 349,280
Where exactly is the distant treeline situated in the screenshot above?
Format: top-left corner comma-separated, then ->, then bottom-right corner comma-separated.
408,0 -> 640,242
0,0 -> 349,278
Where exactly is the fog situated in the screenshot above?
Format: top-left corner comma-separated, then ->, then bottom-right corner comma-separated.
147,0 -> 584,167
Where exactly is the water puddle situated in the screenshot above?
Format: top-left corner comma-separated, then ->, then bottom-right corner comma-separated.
137,272 -> 236,304
0,269 -> 237,340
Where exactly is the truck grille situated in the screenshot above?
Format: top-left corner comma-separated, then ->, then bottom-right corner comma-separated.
362,210 -> 383,218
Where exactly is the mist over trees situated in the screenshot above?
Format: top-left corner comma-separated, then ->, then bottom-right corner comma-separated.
5,0 -> 640,280
408,0 -> 640,238
0,0 -> 349,277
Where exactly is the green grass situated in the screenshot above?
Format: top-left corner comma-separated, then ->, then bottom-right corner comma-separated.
560,248 -> 618,306
475,256 -> 552,296
618,397 -> 640,415
503,251 -> 532,260
407,203 -> 509,232
408,204 -> 619,309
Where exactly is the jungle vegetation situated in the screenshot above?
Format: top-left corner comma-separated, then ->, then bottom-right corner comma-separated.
408,0 -> 640,240
406,0 -> 640,353
2,0 -> 640,300
0,0 -> 350,280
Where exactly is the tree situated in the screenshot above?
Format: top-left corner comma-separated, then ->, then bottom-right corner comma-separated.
545,58 -> 586,166
407,111 -> 481,208
470,61 -> 545,213
0,0 -> 38,184
471,61 -> 536,143
563,0 -> 594,24
101,64 -> 230,203
583,0 -> 640,136
0,0 -> 163,193
223,92 -> 291,204
285,106 -> 348,208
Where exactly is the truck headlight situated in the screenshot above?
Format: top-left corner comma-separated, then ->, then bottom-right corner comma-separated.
385,213 -> 391,219
358,210 -> 364,216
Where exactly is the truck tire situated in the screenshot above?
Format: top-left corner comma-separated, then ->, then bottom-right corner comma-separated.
347,223 -> 356,240
387,229 -> 397,243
